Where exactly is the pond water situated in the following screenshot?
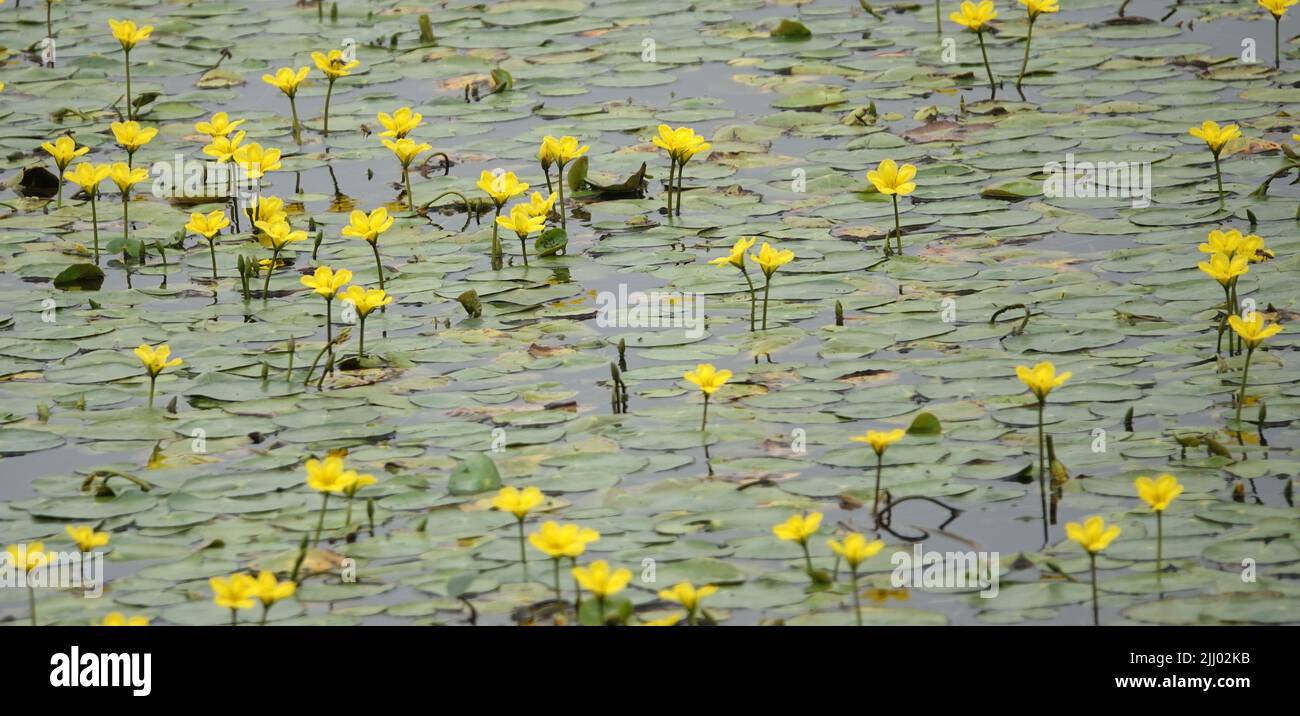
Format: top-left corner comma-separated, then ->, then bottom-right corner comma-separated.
0,0 -> 1297,626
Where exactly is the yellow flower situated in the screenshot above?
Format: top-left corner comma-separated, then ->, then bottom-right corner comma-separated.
851,428 -> 905,456
867,159 -> 918,196
1135,474 -> 1184,512
248,195 -> 287,226
652,124 -> 711,163
66,525 -> 109,552
1260,0 -> 1298,17
254,219 -> 308,250
1015,360 -> 1071,401
253,571 -> 297,607
195,112 -> 245,138
312,49 -> 360,79
492,485 -> 544,519
203,131 -> 245,164
341,285 -> 393,318
305,455 -> 360,493
1197,251 -> 1249,286
1189,120 -> 1241,154
537,139 -> 556,169
341,207 -> 394,244
827,532 -> 885,568
1019,0 -> 1059,17
377,107 -> 422,139
3,542 -> 49,571
107,162 -> 148,192
638,613 -> 684,626
1228,312 -> 1283,350
262,66 -> 310,97
571,560 -> 632,599
108,19 -> 153,50
708,236 -> 756,269
477,170 -> 528,206
1065,515 -> 1121,554
658,581 -> 717,612
524,191 -> 557,219
110,121 -> 157,153
529,521 -> 601,559
64,163 -> 110,194
300,265 -> 351,299
950,0 -> 998,30
40,135 -> 89,171
683,363 -> 732,395
133,343 -> 182,377
772,512 -> 822,544
186,210 -> 230,240
210,573 -> 259,610
342,473 -> 377,498
101,612 -> 149,626
495,203 -> 547,237
233,142 -> 282,180
1235,233 -> 1274,263
1199,228 -> 1246,256
541,135 -> 589,166
382,137 -> 433,168
750,241 -> 794,277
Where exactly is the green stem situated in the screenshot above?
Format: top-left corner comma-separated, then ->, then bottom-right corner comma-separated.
1213,152 -> 1224,211
491,204 -> 502,265
596,595 -> 606,625
209,238 -> 219,281
263,247 -> 280,299
357,315 -> 367,359
1235,347 -> 1255,443
517,518 -> 528,580
323,79 -> 334,136
851,569 -> 862,626
664,159 -> 675,216
1089,553 -> 1099,626
124,49 -> 133,121
1017,18 -> 1034,96
231,608 -> 238,627
324,298 -> 334,377
701,393 -> 709,431
571,557 -> 582,612
260,604 -> 269,626
761,275 -> 772,330
90,194 -> 99,265
557,163 -> 567,230
934,0 -> 941,33
148,374 -> 156,409
977,30 -> 996,101
289,96 -> 301,145
891,193 -> 901,256
800,541 -> 815,577
873,453 -> 883,515
740,267 -> 756,332
1155,510 -> 1163,576
519,233 -> 529,267
371,240 -> 385,290
345,493 -> 354,527
57,176 -> 63,208
1276,16 -> 1282,71
1037,400 -> 1048,543
404,167 -> 415,212
552,558 -> 562,601
312,492 -> 330,547
676,159 -> 686,217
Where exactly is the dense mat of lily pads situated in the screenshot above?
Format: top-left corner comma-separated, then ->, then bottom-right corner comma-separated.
0,0 -> 1298,626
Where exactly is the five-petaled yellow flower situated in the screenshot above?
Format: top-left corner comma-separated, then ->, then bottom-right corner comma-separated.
652,124 -> 711,162
41,135 -> 89,171
1197,252 -> 1249,286
684,363 -> 732,395
108,19 -> 153,50
827,532 -> 885,568
773,512 -> 822,545
300,266 -> 351,299
107,163 -> 148,192
101,612 -> 149,626
1135,474 -> 1184,512
492,485 -> 544,519
66,525 -> 109,552
867,159 -> 918,196
210,573 -> 259,610
4,542 -> 49,571
262,66 -> 310,97
541,135 -> 589,166
1228,312 -> 1283,350
1018,0 -> 1059,17
313,49 -> 360,79
529,521 -> 600,558
477,170 -> 528,207
134,343 -> 182,377
495,204 -> 547,238
950,0 -> 998,30
342,286 -> 393,318
342,208 -> 394,244
255,218 -> 308,250
111,121 -> 157,153
186,210 -> 230,239
383,137 -> 433,168
253,571 -> 297,607
249,195 -> 287,226
750,241 -> 794,277
1016,361 -> 1071,401
234,142 -> 282,180
203,131 -> 246,164
709,236 -> 756,269
64,163 -> 110,194
1065,515 -> 1121,554
572,560 -> 632,599
524,191 -> 557,219
659,581 -> 717,613
305,455 -> 361,493
195,112 -> 245,138
1189,120 -> 1241,155
851,428 -> 905,456
377,107 -> 422,138
1260,0 -> 1298,17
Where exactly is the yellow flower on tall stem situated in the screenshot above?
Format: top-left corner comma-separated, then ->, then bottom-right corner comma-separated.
537,140 -> 556,194
262,66 -> 310,143
539,135 -> 588,230
312,49 -> 361,136
850,428 -> 905,515
342,207 -> 395,289
107,162 -> 148,263
186,209 -> 231,281
1015,0 -> 1058,98
66,525 -> 110,552
108,19 -> 152,121
210,573 -> 258,627
827,533 -> 885,626
684,363 -> 732,431
651,124 -> 710,217
750,241 -> 794,330
1228,312 -> 1283,440
1188,120 -> 1242,210
1197,250 -> 1250,357
524,190 -> 557,222
708,237 -> 758,331
659,581 -> 718,626
950,1 -> 999,100
194,112 -> 245,139
110,121 -> 157,168
101,612 -> 150,626
377,107 -> 422,139
253,571 -> 296,626
495,204 -> 547,267
773,512 -> 823,580
1016,361 -> 1071,543
133,343 -> 182,409
492,486 -> 545,579
530,521 -> 600,602
477,170 -> 528,265
1259,0 -> 1298,68
300,266 -> 351,376
383,138 -> 432,211
341,285 -> 392,359
866,160 -> 917,256
340,472 -> 377,527
64,163 -> 110,264
1065,516 -> 1120,626
40,135 -> 88,207
1134,474 -> 1183,575
571,560 -> 631,625
233,142 -> 282,182
6,542 -> 51,626
255,218 -> 307,298
305,455 -> 361,546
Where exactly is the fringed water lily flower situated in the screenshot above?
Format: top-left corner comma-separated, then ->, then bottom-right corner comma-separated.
1259,0 -> 1298,68
300,266 -> 351,376
651,124 -> 710,217
110,121 -> 157,167
659,582 -> 718,626
377,107 -> 422,139
1016,361 -> 1071,542
827,533 -> 885,625
1228,312 -> 1284,438
572,560 -> 632,624
750,241 -> 794,330
107,162 -> 148,266
708,237 -> 758,331
530,521 -> 600,602
186,210 -> 231,281
477,170 -> 528,265
108,19 -> 152,121
210,573 -> 258,626
263,66 -> 310,143
195,112 -> 245,138
342,208 -> 395,289
341,285 -> 392,359
866,159 -> 917,256
1188,121 -> 1242,209
850,428 -> 905,515
539,135 -> 587,230
495,203 -> 546,267
305,455 -> 365,546
684,363 -> 732,430
1065,516 -> 1120,626
255,218 -> 307,297
64,163 -> 110,264
1015,0 -> 1058,98
773,512 -> 823,582
40,135 -> 88,207
66,525 -> 109,552
950,1 -> 999,100
493,486 -> 545,579
253,571 -> 296,626
101,612 -> 150,626
312,48 -> 361,136
383,138 -> 432,211
133,343 -> 182,409
1134,474 -> 1183,575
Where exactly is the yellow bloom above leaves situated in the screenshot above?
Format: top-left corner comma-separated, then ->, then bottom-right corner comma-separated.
827,532 -> 885,568
377,107 -> 422,139
684,363 -> 732,395
492,485 -> 544,519
750,241 -> 794,277
867,159 -> 917,196
107,163 -> 148,192
709,236 -> 756,270
383,138 -> 432,168
312,49 -> 360,79
1189,120 -> 1241,155
1197,252 -> 1249,286
477,170 -> 528,206
1260,0 -> 1298,17
342,208 -> 394,244
1135,474 -> 1184,512
851,428 -> 905,456
300,265 -> 351,299
529,521 -> 600,559
305,455 -> 363,493
1016,361 -> 1071,401
111,121 -> 157,153
195,112 -> 244,138
210,573 -> 258,610
1228,312 -> 1283,350
186,210 -> 230,239
659,581 -> 717,612
101,612 -> 149,626
495,204 -> 546,237
263,66 -> 310,97
134,343 -> 182,377
1019,0 -> 1059,17
572,560 -> 632,599
66,525 -> 109,552
342,285 -> 392,318
41,136 -> 88,170
253,571 -> 296,606
108,19 -> 153,50
773,512 -> 822,545
950,0 -> 998,30
541,135 -> 589,166
64,163 -> 110,193
1065,515 -> 1121,554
